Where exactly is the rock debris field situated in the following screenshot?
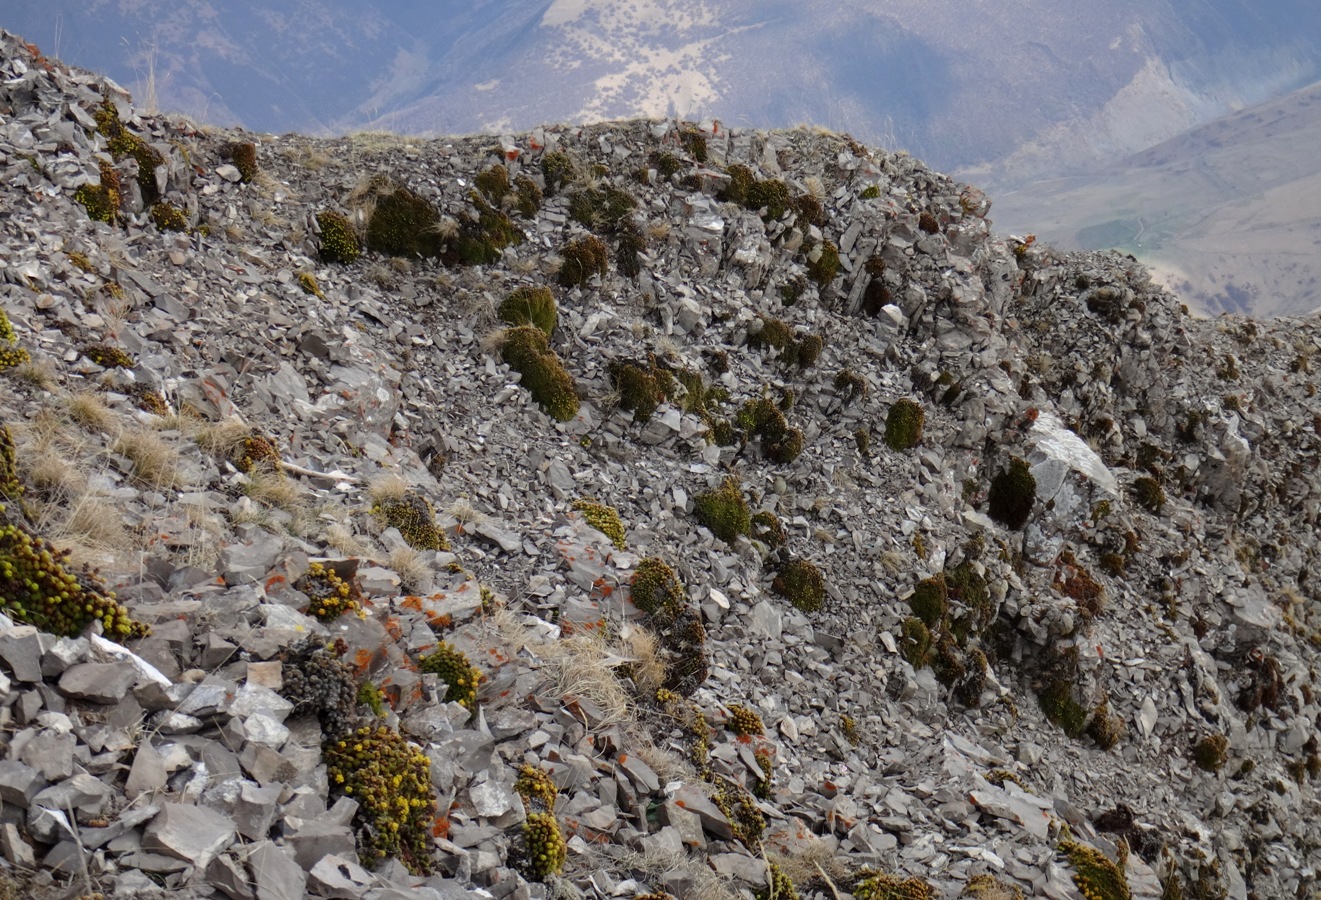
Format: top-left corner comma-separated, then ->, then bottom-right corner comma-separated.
0,27 -> 1318,900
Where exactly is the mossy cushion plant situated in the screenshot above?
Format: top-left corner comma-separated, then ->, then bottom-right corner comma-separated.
419,640 -> 482,712
498,286 -> 557,338
884,398 -> 925,450
1057,837 -> 1131,900
372,492 -> 449,551
988,458 -> 1036,530
500,326 -> 580,422
572,499 -> 626,549
852,871 -> 937,900
365,183 -> 446,258
296,561 -> 362,622
325,725 -> 436,874
630,557 -> 686,620
558,234 -> 609,287
693,477 -> 751,543
316,210 -> 361,264
772,557 -> 826,613
0,509 -> 148,641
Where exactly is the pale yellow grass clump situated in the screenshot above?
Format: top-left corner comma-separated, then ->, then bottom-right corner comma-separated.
67,391 -> 115,432
387,545 -> 432,594
113,428 -> 182,489
324,522 -> 370,558
366,474 -> 410,506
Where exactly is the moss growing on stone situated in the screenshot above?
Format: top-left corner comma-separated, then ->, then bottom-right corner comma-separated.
615,220 -> 646,277
500,326 -> 579,421
678,125 -> 708,162
0,514 -> 148,641
573,499 -> 626,549
94,98 -> 163,205
901,617 -> 935,668
74,160 -> 122,225
756,862 -> 799,900
316,210 -> 361,264
988,458 -> 1035,530
541,151 -> 575,196
918,211 -> 940,234
1039,679 -> 1088,738
236,432 -> 281,473
909,575 -> 948,628
452,190 -> 522,265
694,477 -> 751,543
796,333 -> 824,369
834,369 -> 869,405
325,725 -> 436,874
365,183 -> 445,258
726,704 -> 764,737
748,317 -> 795,355
806,240 -> 841,286
149,202 -> 188,232
852,870 -> 936,900
751,510 -> 787,549
419,641 -> 483,712
515,764 -> 558,814
860,184 -> 882,199
513,175 -> 543,218
296,561 -> 363,621
474,164 -> 510,203
961,874 -> 1025,899
630,557 -> 686,619
228,142 -> 258,182
711,778 -> 764,847
82,344 -> 134,369
720,164 -> 757,206
1057,838 -> 1131,900
796,194 -> 826,227
736,397 -> 804,464
1193,733 -> 1229,772
568,185 -> 637,232
772,557 -> 826,613
372,492 -> 450,551
609,358 -> 672,424
884,399 -> 925,451
357,680 -> 386,717
499,286 -> 557,338
651,151 -> 684,179
558,234 -> 609,286
748,178 -> 792,220
1133,476 -> 1165,514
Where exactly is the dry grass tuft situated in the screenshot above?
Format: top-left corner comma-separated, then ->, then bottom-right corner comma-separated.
765,836 -> 848,887
113,428 -> 182,489
193,417 -> 252,457
388,545 -> 432,594
67,392 -> 115,432
48,494 -> 133,569
324,523 -> 370,558
366,474 -> 409,506
621,624 -> 666,697
13,358 -> 57,391
538,633 -> 635,728
245,467 -> 303,510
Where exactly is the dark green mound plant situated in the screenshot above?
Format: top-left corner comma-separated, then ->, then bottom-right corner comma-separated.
694,477 -> 751,543
316,210 -> 361,264
884,398 -> 925,450
498,286 -> 557,338
988,458 -> 1036,530
500,327 -> 579,421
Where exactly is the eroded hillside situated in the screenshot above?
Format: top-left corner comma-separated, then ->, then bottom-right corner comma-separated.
0,29 -> 1318,900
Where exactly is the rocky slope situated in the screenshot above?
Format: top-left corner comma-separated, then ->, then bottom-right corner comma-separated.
0,29 -> 1318,900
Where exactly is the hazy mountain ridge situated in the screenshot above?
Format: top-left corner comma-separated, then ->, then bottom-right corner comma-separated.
12,0 -> 1321,180
992,77 -> 1321,317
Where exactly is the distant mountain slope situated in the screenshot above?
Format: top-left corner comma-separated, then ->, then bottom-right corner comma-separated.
8,0 -> 1321,184
991,79 -> 1321,317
